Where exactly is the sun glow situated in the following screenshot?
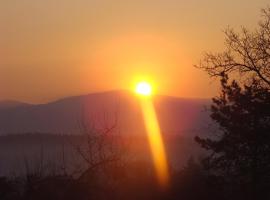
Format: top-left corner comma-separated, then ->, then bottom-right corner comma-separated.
135,82 -> 152,96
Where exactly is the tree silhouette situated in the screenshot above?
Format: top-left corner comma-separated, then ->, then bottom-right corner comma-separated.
196,7 -> 270,88
195,6 -> 270,199
195,73 -> 270,199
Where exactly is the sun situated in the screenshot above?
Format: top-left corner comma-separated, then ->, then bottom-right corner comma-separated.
135,81 -> 152,96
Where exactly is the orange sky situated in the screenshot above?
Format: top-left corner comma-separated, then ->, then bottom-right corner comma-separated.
0,0 -> 269,103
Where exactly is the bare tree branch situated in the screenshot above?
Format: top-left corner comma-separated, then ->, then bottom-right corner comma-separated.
195,7 -> 270,87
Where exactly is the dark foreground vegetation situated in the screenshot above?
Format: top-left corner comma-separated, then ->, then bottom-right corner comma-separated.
0,158 -> 225,200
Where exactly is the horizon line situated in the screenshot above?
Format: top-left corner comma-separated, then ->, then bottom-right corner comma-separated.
0,89 -> 212,105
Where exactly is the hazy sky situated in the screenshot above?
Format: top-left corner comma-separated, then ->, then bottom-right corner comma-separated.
0,0 -> 269,103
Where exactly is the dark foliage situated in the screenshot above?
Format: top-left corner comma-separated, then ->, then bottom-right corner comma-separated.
0,159 -> 226,200
0,177 -> 20,200
195,73 -> 270,199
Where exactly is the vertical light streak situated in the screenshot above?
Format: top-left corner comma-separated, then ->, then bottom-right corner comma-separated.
140,97 -> 169,188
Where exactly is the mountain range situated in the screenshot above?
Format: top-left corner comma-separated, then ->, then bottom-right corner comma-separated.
0,91 -> 212,136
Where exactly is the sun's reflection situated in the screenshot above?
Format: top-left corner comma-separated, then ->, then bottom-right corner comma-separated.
139,96 -> 169,188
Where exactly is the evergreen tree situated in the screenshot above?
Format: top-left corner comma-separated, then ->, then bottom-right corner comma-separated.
195,73 -> 270,199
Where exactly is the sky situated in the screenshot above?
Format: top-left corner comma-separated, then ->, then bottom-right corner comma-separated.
0,0 -> 269,103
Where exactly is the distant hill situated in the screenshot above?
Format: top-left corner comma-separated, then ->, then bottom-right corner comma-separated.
0,100 -> 30,110
0,91 -> 212,136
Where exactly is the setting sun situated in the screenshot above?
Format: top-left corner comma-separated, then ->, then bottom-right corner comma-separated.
135,82 -> 152,96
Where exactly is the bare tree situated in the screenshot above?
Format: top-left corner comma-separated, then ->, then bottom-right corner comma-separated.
73,112 -> 127,184
196,7 -> 270,88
